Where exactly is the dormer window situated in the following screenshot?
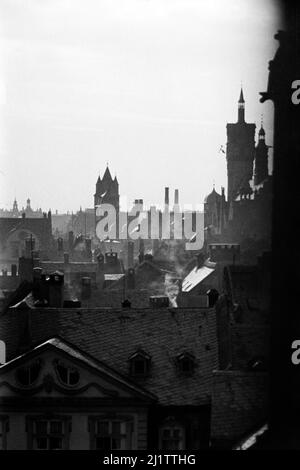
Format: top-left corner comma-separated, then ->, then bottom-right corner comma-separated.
16,360 -> 42,387
54,360 -> 80,386
176,353 -> 195,375
128,350 -> 151,377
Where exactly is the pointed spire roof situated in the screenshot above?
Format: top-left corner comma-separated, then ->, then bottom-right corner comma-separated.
259,125 -> 265,136
238,88 -> 245,103
103,165 -> 112,181
259,115 -> 265,136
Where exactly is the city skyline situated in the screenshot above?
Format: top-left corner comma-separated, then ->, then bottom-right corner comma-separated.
0,0 -> 281,212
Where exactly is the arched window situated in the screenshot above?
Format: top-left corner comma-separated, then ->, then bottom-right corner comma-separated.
54,360 -> 80,386
16,360 -> 42,386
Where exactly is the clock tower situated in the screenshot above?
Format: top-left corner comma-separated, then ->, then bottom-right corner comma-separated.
226,88 -> 256,201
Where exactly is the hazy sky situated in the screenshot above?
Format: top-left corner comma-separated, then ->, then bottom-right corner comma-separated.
0,0 -> 281,213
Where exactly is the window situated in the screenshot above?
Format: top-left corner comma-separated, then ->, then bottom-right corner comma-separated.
176,353 -> 195,375
89,416 -> 134,450
54,359 -> 80,386
159,422 -> 185,450
128,350 -> 151,377
0,416 -> 9,450
16,360 -> 42,386
27,416 -> 71,450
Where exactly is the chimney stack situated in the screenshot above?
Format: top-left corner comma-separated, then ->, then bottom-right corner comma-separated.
127,241 -> 134,268
11,264 -> 17,277
164,187 -> 169,208
81,277 -> 91,300
126,268 -> 135,290
57,237 -> 64,252
48,272 -> 64,307
174,189 -> 179,205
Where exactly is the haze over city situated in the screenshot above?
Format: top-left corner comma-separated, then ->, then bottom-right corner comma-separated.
0,0 -> 281,213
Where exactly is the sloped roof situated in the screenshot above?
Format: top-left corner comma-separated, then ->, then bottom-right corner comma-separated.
182,264 -> 215,293
41,261 -> 98,273
2,306 -> 218,406
211,370 -> 268,443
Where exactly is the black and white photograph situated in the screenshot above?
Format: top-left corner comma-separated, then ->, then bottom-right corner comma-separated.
0,0 -> 299,457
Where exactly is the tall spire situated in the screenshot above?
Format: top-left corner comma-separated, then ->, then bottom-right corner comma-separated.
238,87 -> 245,103
102,165 -> 113,181
238,87 -> 245,122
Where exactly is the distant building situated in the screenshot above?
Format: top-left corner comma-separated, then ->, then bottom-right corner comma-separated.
0,198 -> 43,219
204,89 -> 272,259
0,211 -> 53,269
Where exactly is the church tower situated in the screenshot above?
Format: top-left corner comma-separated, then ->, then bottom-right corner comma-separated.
226,88 -> 256,201
94,166 -> 120,239
254,122 -> 269,186
94,166 -> 119,212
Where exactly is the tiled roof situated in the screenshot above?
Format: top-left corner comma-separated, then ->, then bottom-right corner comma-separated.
210,370 -> 268,443
41,261 -> 98,274
1,306 -> 218,406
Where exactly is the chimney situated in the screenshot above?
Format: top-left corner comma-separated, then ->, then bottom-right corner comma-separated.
97,252 -> 104,268
127,241 -> 134,268
209,243 -> 240,263
64,252 -> 69,264
32,267 -> 43,300
105,251 -> 118,266
11,264 -> 17,277
138,238 -> 144,263
85,238 -> 92,261
33,266 -> 42,281
25,237 -> 35,258
18,256 -> 34,282
206,288 -> 219,307
197,252 -> 205,269
0,340 -> 6,365
126,268 -> 135,290
57,237 -> 64,252
149,295 -> 169,308
85,238 -> 92,252
164,187 -> 169,208
174,189 -> 179,205
48,272 -> 64,307
81,277 -> 91,300
68,231 -> 74,252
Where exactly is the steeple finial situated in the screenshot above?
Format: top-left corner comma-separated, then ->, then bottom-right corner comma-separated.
238,86 -> 245,122
238,87 -> 245,103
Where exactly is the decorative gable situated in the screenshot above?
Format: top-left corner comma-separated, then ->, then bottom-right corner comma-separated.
0,338 -> 156,403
